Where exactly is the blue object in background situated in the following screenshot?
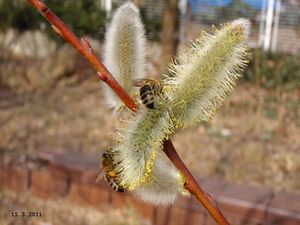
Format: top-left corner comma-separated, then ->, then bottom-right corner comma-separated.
188,0 -> 232,13
188,0 -> 232,7
188,0 -> 264,14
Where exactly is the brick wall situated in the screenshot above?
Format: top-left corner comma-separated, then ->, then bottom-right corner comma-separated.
1,149 -> 300,225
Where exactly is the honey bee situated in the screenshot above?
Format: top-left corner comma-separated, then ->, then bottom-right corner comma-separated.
133,78 -> 164,109
95,151 -> 124,192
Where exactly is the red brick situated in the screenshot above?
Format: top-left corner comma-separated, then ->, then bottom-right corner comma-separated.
111,190 -> 131,208
154,206 -> 172,225
216,202 -> 267,225
129,195 -> 155,220
268,192 -> 300,215
68,182 -> 110,207
181,182 -> 273,225
199,177 -> 228,195
31,169 -> 68,198
49,164 -> 104,186
38,149 -> 100,185
0,165 -> 29,192
106,192 -> 155,221
204,212 -> 257,225
0,165 -> 7,190
266,192 -> 300,225
188,177 -> 228,212
220,183 -> 273,205
157,205 -> 203,225
177,195 -> 208,215
168,206 -> 188,225
204,213 -> 229,225
175,195 -> 190,209
176,195 -> 214,225
32,150 -> 300,225
184,210 -> 203,225
216,183 -> 273,222
182,211 -> 234,225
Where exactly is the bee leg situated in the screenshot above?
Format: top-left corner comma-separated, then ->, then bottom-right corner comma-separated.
115,105 -> 127,113
112,181 -> 119,192
117,187 -> 124,193
95,172 -> 104,183
143,97 -> 155,109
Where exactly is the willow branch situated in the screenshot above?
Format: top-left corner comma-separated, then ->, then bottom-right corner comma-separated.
163,140 -> 229,225
27,1 -> 229,224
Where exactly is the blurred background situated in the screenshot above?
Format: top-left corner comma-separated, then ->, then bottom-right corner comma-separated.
0,0 -> 299,225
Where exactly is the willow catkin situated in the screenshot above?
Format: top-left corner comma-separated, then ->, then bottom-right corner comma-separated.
103,3 -> 250,205
103,2 -> 146,110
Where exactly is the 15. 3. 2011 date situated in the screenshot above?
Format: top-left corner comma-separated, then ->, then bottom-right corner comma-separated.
11,211 -> 42,217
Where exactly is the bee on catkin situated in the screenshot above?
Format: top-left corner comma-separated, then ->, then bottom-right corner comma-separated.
133,78 -> 164,109
96,151 -> 124,192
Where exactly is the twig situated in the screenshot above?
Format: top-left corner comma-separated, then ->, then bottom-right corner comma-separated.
163,140 -> 229,225
27,1 -> 230,224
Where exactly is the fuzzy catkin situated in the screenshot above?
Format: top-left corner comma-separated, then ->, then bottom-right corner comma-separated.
165,21 -> 249,128
113,107 -> 174,190
104,17 -> 250,205
103,2 -> 146,109
133,154 -> 187,205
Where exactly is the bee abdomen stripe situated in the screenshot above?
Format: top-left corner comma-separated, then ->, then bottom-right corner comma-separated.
145,101 -> 154,109
142,96 -> 153,104
140,90 -> 154,99
140,85 -> 152,93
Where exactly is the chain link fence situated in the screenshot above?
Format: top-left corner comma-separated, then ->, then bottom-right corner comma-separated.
111,0 -> 300,55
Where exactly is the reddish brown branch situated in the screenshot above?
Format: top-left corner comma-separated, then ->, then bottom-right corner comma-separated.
27,1 -> 230,225
27,0 -> 136,112
163,140 -> 229,225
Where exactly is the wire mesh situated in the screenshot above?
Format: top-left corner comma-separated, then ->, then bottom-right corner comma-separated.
111,0 -> 300,55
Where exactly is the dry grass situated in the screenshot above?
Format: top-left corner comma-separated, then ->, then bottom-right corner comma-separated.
0,80 -> 299,194
172,84 -> 300,193
0,190 -> 148,225
0,80 -> 115,155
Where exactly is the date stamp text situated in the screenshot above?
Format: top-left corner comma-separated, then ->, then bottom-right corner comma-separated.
11,211 -> 43,217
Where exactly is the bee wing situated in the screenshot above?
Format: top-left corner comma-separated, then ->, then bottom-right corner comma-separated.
132,79 -> 147,87
133,78 -> 161,87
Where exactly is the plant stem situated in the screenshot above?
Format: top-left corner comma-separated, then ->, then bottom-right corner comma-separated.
163,139 -> 229,225
27,1 -> 230,224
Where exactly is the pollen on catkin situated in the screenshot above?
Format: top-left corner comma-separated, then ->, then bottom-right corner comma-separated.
164,18 -> 250,128
102,16 -> 250,205
133,154 -> 188,205
111,106 -> 175,190
103,2 -> 146,110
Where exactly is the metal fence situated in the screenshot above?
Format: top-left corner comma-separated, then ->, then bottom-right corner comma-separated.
108,0 -> 300,55
180,0 -> 300,54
